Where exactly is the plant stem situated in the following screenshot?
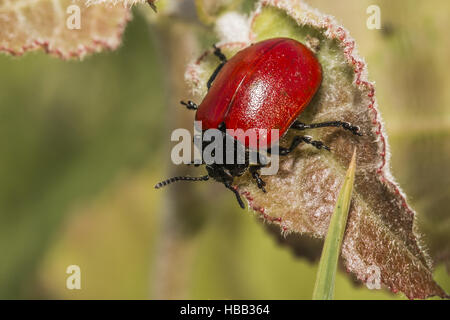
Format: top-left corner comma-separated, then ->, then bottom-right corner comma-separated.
145,5 -> 207,299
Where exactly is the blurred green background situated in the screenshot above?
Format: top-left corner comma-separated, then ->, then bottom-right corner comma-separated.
0,0 -> 449,299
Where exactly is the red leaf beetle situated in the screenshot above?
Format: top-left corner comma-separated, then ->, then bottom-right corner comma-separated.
156,38 -> 361,208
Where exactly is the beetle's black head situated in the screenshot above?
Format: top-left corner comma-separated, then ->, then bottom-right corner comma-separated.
205,162 -> 249,184
155,126 -> 249,187
154,125 -> 251,209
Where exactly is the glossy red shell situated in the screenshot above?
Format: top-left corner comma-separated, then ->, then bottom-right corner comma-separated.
195,38 -> 322,149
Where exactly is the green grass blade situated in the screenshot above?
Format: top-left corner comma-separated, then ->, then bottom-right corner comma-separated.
312,149 -> 357,300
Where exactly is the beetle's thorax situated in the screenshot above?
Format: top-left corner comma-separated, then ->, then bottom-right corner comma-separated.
201,128 -> 250,183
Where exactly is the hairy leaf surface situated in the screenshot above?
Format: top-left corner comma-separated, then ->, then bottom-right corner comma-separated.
0,0 -> 131,59
186,0 -> 447,299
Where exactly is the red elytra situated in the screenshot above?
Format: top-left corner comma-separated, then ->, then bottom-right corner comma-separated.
195,37 -> 322,149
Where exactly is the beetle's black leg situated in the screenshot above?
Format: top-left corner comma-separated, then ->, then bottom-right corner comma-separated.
213,44 -> 227,63
207,63 -> 226,90
268,135 -> 330,155
180,100 -> 198,110
224,182 -> 245,209
218,121 -> 226,133
291,120 -> 362,136
207,45 -> 228,90
249,165 -> 266,193
299,135 -> 330,152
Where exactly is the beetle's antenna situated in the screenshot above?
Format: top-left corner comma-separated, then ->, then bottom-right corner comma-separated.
155,175 -> 209,189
